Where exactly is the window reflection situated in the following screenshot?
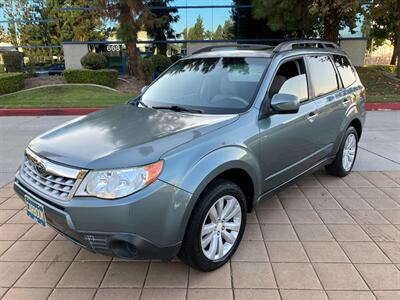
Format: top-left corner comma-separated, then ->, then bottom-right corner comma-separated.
142,57 -> 270,114
307,56 -> 338,97
333,55 -> 356,88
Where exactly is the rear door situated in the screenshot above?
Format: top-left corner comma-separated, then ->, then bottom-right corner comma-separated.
305,55 -> 344,155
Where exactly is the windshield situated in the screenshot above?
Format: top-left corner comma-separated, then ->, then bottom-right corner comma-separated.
141,57 -> 270,114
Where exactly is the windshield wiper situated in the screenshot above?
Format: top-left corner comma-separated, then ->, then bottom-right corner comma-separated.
152,105 -> 203,114
128,97 -> 149,108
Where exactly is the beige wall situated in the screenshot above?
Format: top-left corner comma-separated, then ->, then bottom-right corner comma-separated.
339,39 -> 367,67
63,43 -> 89,69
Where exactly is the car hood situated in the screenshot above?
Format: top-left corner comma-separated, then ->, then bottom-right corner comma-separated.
29,104 -> 237,169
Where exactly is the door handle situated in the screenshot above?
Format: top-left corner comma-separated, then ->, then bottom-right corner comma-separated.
343,96 -> 352,106
307,112 -> 318,123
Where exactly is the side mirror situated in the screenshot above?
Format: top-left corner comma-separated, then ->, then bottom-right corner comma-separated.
140,85 -> 148,94
270,93 -> 300,114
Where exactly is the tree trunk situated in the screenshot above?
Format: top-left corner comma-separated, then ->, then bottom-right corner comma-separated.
391,38 -> 398,65
126,39 -> 140,77
323,16 -> 340,43
156,31 -> 167,55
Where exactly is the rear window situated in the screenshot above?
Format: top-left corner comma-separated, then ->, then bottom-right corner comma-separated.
333,55 -> 357,87
307,55 -> 338,97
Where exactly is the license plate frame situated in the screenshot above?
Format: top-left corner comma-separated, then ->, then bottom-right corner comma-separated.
25,195 -> 47,227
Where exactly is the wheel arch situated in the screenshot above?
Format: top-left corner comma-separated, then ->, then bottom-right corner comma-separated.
175,146 -> 262,242
349,118 -> 362,139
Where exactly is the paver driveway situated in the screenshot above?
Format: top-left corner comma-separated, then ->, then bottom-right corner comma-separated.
0,170 -> 400,300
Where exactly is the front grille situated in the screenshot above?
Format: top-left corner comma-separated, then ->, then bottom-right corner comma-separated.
19,150 -> 85,201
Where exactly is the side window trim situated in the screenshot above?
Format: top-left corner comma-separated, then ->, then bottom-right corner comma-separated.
264,55 -> 311,107
305,54 -> 340,100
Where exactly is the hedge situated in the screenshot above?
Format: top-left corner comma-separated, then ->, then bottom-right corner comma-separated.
63,69 -> 118,88
138,58 -> 154,84
368,65 -> 398,75
81,52 -> 107,70
0,72 -> 24,94
2,52 -> 24,72
151,54 -> 172,74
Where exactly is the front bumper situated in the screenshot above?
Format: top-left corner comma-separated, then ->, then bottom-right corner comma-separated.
14,174 -> 192,260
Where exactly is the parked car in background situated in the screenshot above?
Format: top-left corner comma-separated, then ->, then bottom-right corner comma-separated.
14,40 -> 366,271
34,63 -> 65,77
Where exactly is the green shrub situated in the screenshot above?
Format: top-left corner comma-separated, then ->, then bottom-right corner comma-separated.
63,69 -> 118,87
80,52 -> 107,70
368,65 -> 398,74
2,51 -> 24,72
151,54 -> 172,74
0,72 -> 24,94
0,64 -> 4,73
138,58 -> 154,84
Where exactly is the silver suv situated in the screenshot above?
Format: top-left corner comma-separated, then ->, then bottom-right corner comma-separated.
14,40 -> 366,271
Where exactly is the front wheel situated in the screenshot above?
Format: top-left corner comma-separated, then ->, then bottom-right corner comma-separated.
326,126 -> 358,177
178,179 -> 246,271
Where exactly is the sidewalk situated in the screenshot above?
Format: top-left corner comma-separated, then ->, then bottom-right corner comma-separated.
1,171 -> 400,299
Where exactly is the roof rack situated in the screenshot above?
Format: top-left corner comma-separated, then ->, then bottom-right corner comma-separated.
192,44 -> 274,54
273,40 -> 340,53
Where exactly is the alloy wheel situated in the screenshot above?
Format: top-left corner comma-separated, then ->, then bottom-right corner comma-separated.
342,133 -> 357,171
200,195 -> 242,261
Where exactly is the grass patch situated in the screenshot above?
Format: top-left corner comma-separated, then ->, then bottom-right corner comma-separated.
0,85 -> 135,108
357,67 -> 400,103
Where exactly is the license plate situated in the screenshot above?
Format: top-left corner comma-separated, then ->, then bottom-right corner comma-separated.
25,196 -> 47,227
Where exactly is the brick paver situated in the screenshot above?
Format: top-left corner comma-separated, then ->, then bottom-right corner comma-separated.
1,171 -> 400,299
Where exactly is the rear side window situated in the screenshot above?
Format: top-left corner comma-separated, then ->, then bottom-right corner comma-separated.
333,55 -> 357,87
307,55 -> 338,97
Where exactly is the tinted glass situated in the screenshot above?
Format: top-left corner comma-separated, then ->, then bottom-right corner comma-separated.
334,55 -> 356,87
142,57 -> 270,114
307,56 -> 338,97
269,58 -> 308,102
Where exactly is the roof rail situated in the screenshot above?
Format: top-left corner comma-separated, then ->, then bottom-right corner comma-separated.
192,44 -> 274,54
273,40 -> 340,53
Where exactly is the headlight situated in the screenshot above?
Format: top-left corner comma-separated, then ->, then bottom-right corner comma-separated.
76,161 -> 163,199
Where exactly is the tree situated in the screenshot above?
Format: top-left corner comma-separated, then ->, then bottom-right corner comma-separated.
12,0 -> 108,63
55,0 -> 109,42
251,0 -> 362,42
0,0 -> 28,46
183,15 -> 205,40
146,0 -> 179,55
212,25 -> 225,40
251,0 -> 317,37
0,25 -> 10,43
232,0 -> 286,40
97,0 -> 158,76
365,0 -> 400,73
309,0 -> 361,42
222,20 -> 234,40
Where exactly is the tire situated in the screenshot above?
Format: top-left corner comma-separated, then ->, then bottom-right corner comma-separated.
178,179 -> 247,271
325,126 -> 358,177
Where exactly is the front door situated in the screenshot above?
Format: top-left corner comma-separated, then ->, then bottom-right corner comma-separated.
258,57 -> 325,192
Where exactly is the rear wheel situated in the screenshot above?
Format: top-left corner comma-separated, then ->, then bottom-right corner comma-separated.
179,179 -> 246,271
326,126 -> 358,177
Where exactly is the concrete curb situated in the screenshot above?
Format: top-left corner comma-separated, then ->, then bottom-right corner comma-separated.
0,102 -> 399,116
0,83 -> 121,99
365,103 -> 400,111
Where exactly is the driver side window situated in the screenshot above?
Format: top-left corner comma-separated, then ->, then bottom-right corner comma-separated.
269,58 -> 308,102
